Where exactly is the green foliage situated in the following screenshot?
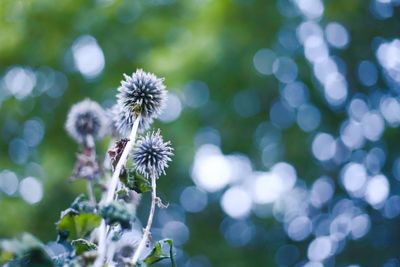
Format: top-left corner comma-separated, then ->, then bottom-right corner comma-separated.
61,194 -> 96,218
122,169 -> 151,194
140,239 -> 176,267
0,233 -> 53,267
68,195 -> 96,214
56,194 -> 100,241
71,239 -> 97,256
57,211 -> 101,241
99,201 -> 135,229
52,254 -> 78,267
52,253 -> 89,267
0,249 -> 13,264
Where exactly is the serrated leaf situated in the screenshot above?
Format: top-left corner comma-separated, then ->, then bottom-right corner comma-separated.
70,194 -> 96,213
59,195 -> 95,221
142,239 -> 176,267
69,194 -> 87,212
57,213 -> 101,241
71,239 -> 97,256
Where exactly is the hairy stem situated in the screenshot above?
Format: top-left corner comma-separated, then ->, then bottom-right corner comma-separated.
105,114 -> 141,203
131,174 -> 157,265
87,181 -> 96,205
93,221 -> 107,267
93,114 -> 141,267
84,134 -> 96,205
85,134 -> 95,149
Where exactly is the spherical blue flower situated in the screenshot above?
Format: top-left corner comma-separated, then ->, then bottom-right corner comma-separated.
109,104 -> 153,138
113,230 -> 142,263
132,130 -> 173,178
65,99 -> 110,144
117,69 -> 167,120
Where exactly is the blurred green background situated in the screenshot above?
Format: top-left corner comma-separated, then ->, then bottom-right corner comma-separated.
1,0 -> 400,266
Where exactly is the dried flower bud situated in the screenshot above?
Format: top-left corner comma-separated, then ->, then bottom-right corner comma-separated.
117,69 -> 166,120
70,148 -> 101,181
108,138 -> 129,170
65,99 -> 109,145
132,130 -> 173,179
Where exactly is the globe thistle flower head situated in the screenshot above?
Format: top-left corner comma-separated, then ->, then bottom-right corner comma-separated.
109,104 -> 153,138
113,230 -> 142,262
65,99 -> 109,144
117,69 -> 167,119
132,130 -> 173,179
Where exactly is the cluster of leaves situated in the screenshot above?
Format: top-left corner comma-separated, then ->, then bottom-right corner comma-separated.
0,234 -> 53,267
0,192 -> 175,266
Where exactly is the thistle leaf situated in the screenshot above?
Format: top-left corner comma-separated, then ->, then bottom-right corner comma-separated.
141,239 -> 176,267
57,213 -> 101,241
71,239 -> 97,256
120,170 -> 151,194
0,233 -> 53,267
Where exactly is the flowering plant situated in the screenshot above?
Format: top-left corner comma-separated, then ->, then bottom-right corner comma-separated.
0,69 -> 175,267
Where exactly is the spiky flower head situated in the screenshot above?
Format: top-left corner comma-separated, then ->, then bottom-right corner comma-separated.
113,230 -> 142,262
132,130 -> 173,179
108,104 -> 153,138
117,69 -> 167,120
65,99 -> 109,144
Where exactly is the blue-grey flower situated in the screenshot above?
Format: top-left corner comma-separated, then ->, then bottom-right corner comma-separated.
109,104 -> 153,138
65,99 -> 110,144
117,69 -> 167,120
112,230 -> 142,262
132,130 -> 173,178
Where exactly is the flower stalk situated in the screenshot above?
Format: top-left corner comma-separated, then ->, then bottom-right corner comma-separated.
58,69 -> 173,267
87,181 -> 96,205
94,114 -> 141,267
131,173 -> 157,265
104,113 -> 141,204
